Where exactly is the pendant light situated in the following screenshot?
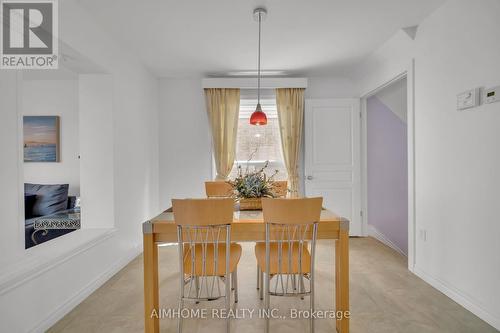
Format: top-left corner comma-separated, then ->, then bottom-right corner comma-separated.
250,8 -> 268,126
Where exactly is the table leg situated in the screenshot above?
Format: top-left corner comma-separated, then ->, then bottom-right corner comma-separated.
335,229 -> 349,333
144,233 -> 159,333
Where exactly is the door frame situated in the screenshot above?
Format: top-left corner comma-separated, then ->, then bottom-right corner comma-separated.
359,60 -> 416,272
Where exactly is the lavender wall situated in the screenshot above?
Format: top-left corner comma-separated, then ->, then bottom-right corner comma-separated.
367,95 -> 408,255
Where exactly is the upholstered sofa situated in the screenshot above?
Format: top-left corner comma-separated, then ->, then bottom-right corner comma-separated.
24,183 -> 80,249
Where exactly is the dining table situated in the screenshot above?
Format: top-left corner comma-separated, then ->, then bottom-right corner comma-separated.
142,207 -> 350,333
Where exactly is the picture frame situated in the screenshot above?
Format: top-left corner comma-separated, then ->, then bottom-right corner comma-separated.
23,116 -> 60,162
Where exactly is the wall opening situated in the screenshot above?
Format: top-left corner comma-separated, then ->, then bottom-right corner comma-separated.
366,77 -> 408,256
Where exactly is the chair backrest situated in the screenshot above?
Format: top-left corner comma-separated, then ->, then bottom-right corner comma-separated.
172,198 -> 234,301
205,181 -> 234,198
271,181 -> 288,198
261,197 -> 323,296
261,197 -> 322,225
172,198 -> 234,226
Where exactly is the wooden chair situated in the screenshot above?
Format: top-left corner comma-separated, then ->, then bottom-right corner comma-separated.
255,197 -> 323,333
254,181 -> 288,286
271,180 -> 288,198
205,181 -> 234,198
172,198 -> 242,333
257,180 -> 288,286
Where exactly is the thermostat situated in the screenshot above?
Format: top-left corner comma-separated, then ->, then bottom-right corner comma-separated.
457,88 -> 480,110
484,86 -> 500,104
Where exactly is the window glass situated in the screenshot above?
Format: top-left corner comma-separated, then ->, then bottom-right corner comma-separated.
229,98 -> 288,181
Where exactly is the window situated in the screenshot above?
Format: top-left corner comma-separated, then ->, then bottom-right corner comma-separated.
229,97 -> 288,181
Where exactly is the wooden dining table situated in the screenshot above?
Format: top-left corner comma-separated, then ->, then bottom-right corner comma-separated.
142,208 -> 350,333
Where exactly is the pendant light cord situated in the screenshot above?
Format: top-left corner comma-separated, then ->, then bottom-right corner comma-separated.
257,11 -> 261,105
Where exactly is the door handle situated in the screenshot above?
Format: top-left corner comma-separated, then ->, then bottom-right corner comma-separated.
307,175 -> 313,180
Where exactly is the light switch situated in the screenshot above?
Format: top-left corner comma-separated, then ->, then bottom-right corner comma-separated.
457,88 -> 479,110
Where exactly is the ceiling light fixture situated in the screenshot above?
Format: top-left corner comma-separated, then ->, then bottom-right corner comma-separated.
249,7 -> 268,126
220,70 -> 288,77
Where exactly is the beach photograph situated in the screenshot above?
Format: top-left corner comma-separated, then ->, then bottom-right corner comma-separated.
23,116 -> 60,162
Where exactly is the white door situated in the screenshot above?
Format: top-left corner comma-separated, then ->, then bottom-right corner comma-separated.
305,99 -> 362,236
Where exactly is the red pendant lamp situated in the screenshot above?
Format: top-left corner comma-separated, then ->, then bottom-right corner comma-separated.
250,8 -> 267,126
250,103 -> 267,125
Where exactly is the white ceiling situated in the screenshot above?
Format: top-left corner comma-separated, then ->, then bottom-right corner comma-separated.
78,0 -> 445,78
23,41 -> 105,80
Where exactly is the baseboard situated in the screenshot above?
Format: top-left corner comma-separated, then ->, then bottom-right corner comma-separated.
367,224 -> 407,257
413,266 -> 500,330
27,243 -> 142,333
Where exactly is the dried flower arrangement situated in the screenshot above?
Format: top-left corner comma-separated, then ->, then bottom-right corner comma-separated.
228,151 -> 281,210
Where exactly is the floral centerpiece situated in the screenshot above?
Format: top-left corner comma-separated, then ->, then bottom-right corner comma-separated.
228,160 -> 280,210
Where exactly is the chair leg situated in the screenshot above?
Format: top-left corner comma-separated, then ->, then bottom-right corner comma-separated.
178,276 -> 185,333
259,269 -> 264,300
195,277 -> 200,304
310,273 -> 315,333
256,265 -> 260,290
265,272 -> 270,333
195,276 -> 200,294
300,274 -> 305,300
226,273 -> 231,333
233,269 -> 238,303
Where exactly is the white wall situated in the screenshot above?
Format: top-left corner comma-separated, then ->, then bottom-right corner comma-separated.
354,0 -> 500,329
22,79 -> 81,196
413,0 -> 500,328
159,78 -> 211,209
158,76 -> 356,206
0,0 -> 160,331
0,71 -> 21,269
354,30 -> 415,96
306,76 -> 357,99
79,75 -> 115,229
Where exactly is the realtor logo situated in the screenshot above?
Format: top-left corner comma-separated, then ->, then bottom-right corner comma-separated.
1,0 -> 58,69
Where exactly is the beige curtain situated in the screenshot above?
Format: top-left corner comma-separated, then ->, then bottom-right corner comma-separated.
276,88 -> 305,197
205,88 -> 240,180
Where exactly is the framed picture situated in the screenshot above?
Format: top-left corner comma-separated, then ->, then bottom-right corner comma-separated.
23,116 -> 60,162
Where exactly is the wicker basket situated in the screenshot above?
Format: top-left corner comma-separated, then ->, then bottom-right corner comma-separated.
239,197 -> 262,210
